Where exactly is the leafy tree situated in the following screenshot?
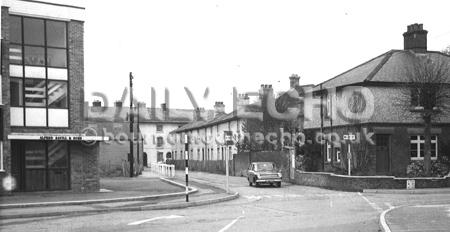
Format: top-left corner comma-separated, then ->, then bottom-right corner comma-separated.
442,45 -> 450,55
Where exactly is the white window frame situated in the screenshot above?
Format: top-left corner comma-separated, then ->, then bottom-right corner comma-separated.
410,135 -> 438,160
326,142 -> 332,162
326,94 -> 331,118
335,147 -> 341,162
0,141 -> 4,172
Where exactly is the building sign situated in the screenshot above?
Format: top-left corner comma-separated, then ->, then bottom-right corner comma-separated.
39,136 -> 83,141
406,179 -> 415,189
8,133 -> 109,141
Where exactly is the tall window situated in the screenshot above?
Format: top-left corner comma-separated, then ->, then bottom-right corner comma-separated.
9,16 -> 68,127
335,147 -> 341,162
410,135 -> 438,160
156,137 -> 164,147
326,142 -> 332,162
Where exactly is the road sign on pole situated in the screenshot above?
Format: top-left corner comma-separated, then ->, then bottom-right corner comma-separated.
184,134 -> 189,202
224,131 -> 233,193
343,133 -> 355,176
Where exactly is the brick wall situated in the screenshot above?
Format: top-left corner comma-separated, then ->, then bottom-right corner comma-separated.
70,142 -> 99,192
1,7 -> 12,194
305,124 -> 450,177
85,121 -> 144,177
292,170 -> 450,191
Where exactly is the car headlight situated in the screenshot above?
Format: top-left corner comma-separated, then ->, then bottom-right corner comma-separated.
256,174 -> 261,178
277,173 -> 282,178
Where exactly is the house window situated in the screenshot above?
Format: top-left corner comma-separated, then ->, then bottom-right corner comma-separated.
326,94 -> 331,118
202,148 -> 205,160
326,142 -> 332,162
156,137 -> 164,147
335,148 -> 341,162
156,125 -> 163,132
410,135 -> 438,160
9,16 -> 68,127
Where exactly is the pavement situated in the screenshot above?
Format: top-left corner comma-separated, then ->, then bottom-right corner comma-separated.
1,169 -> 449,231
0,169 -> 238,220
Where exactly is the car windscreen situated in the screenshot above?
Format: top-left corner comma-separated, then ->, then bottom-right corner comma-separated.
256,163 -> 274,171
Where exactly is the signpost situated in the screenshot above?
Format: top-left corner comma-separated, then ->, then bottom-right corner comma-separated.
343,133 -> 356,176
224,131 -> 233,193
184,134 -> 189,202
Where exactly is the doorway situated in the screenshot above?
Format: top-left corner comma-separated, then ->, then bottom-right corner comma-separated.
11,140 -> 70,191
375,134 -> 391,175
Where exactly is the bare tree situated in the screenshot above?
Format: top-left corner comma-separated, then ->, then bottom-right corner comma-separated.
400,55 -> 450,176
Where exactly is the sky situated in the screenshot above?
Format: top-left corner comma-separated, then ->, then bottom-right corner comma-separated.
84,0 -> 450,112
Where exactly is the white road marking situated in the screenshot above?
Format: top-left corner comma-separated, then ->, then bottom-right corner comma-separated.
413,204 -> 450,208
128,215 -> 184,226
379,206 -> 397,232
357,192 -> 383,213
385,202 -> 393,209
218,216 -> 244,232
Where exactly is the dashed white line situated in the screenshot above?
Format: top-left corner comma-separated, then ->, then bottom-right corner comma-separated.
218,216 -> 244,232
357,192 -> 383,213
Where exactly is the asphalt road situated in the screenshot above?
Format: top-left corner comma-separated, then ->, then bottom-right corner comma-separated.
1,174 -> 449,232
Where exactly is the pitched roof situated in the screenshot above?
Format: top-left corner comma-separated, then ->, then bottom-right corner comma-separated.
314,50 -> 450,91
85,104 -> 214,124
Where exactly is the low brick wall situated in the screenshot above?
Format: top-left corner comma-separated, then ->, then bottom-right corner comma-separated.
292,170 -> 450,191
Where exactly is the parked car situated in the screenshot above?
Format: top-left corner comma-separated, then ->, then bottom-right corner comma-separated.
247,162 -> 282,187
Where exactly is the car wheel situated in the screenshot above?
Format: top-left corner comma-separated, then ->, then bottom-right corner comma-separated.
253,178 -> 259,187
276,182 -> 281,188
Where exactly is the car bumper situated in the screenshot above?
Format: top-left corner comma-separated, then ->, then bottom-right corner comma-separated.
255,179 -> 282,183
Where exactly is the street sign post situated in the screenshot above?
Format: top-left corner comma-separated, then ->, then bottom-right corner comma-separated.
224,131 -> 233,193
184,134 -> 189,202
343,133 -> 356,176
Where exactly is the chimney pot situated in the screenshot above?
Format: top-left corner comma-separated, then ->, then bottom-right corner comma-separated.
93,100 -> 102,107
403,23 -> 428,53
114,101 -> 122,107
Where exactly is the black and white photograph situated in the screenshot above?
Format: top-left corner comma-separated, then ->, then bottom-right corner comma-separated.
1,0 -> 450,231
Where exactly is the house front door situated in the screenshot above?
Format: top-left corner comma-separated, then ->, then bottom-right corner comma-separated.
375,134 -> 390,175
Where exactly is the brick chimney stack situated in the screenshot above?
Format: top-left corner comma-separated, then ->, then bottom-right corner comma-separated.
289,74 -> 300,88
194,107 -> 204,121
93,100 -> 102,107
403,23 -> 428,53
114,101 -> 122,107
259,84 -> 273,100
238,94 -> 250,106
213,101 -> 225,118
161,103 -> 169,120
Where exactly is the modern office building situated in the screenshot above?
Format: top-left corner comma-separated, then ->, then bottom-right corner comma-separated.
1,0 -> 107,192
